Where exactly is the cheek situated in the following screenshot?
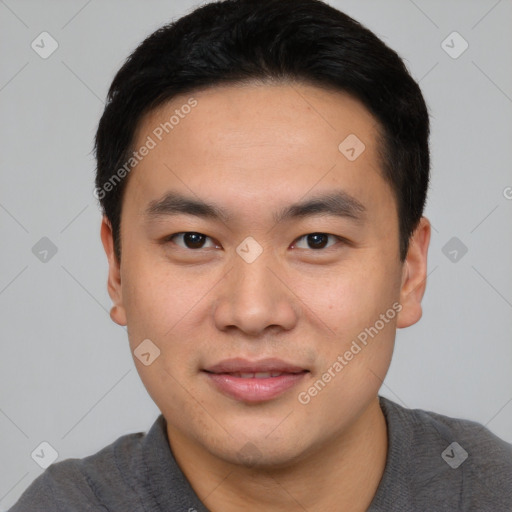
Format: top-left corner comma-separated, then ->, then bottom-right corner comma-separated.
121,257 -> 207,404
120,254 -> 198,351
294,259 -> 400,337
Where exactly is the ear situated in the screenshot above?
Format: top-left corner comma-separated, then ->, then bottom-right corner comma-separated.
396,217 -> 431,329
100,216 -> 127,326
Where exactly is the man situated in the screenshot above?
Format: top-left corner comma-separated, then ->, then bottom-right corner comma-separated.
10,0 -> 512,510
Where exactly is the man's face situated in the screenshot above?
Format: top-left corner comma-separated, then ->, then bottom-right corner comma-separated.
102,83 -> 425,466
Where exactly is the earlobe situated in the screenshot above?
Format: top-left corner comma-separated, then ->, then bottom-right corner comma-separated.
110,305 -> 127,326
100,217 -> 127,326
396,217 -> 431,329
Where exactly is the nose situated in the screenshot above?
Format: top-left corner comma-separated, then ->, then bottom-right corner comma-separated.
213,251 -> 299,336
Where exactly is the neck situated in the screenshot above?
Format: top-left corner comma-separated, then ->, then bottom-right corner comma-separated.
167,396 -> 388,512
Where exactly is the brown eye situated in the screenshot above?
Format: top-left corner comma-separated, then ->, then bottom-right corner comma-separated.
167,232 -> 217,250
293,233 -> 340,250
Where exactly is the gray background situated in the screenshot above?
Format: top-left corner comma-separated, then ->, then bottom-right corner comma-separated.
1,0 -> 511,508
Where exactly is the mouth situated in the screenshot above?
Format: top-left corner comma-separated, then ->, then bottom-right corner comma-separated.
202,358 -> 309,403
210,371 -> 299,378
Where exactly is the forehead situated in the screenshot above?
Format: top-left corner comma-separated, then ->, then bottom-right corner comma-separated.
124,83 -> 392,222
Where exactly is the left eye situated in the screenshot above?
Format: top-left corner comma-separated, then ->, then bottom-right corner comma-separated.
292,233 -> 341,250
166,232 -> 218,250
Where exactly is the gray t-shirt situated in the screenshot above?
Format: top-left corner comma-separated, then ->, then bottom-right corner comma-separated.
9,396 -> 512,511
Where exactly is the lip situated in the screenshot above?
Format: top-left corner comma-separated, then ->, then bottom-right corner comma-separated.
204,357 -> 307,374
203,358 -> 309,403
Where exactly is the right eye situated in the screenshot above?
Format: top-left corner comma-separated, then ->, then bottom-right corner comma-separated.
164,232 -> 220,250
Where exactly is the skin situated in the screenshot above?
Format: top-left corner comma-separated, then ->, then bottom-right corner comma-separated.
101,82 -> 430,511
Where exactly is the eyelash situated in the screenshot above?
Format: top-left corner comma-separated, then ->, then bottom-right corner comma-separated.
164,232 -> 347,251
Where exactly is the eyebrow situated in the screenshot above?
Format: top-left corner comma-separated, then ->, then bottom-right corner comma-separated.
144,190 -> 366,225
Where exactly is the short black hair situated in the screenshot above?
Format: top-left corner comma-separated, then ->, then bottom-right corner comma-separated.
94,0 -> 430,262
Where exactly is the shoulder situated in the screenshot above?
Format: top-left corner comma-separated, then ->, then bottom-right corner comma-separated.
377,396 -> 512,510
8,422 -> 157,512
387,397 -> 512,470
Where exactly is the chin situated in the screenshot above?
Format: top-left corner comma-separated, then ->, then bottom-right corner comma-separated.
205,430 -> 311,470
